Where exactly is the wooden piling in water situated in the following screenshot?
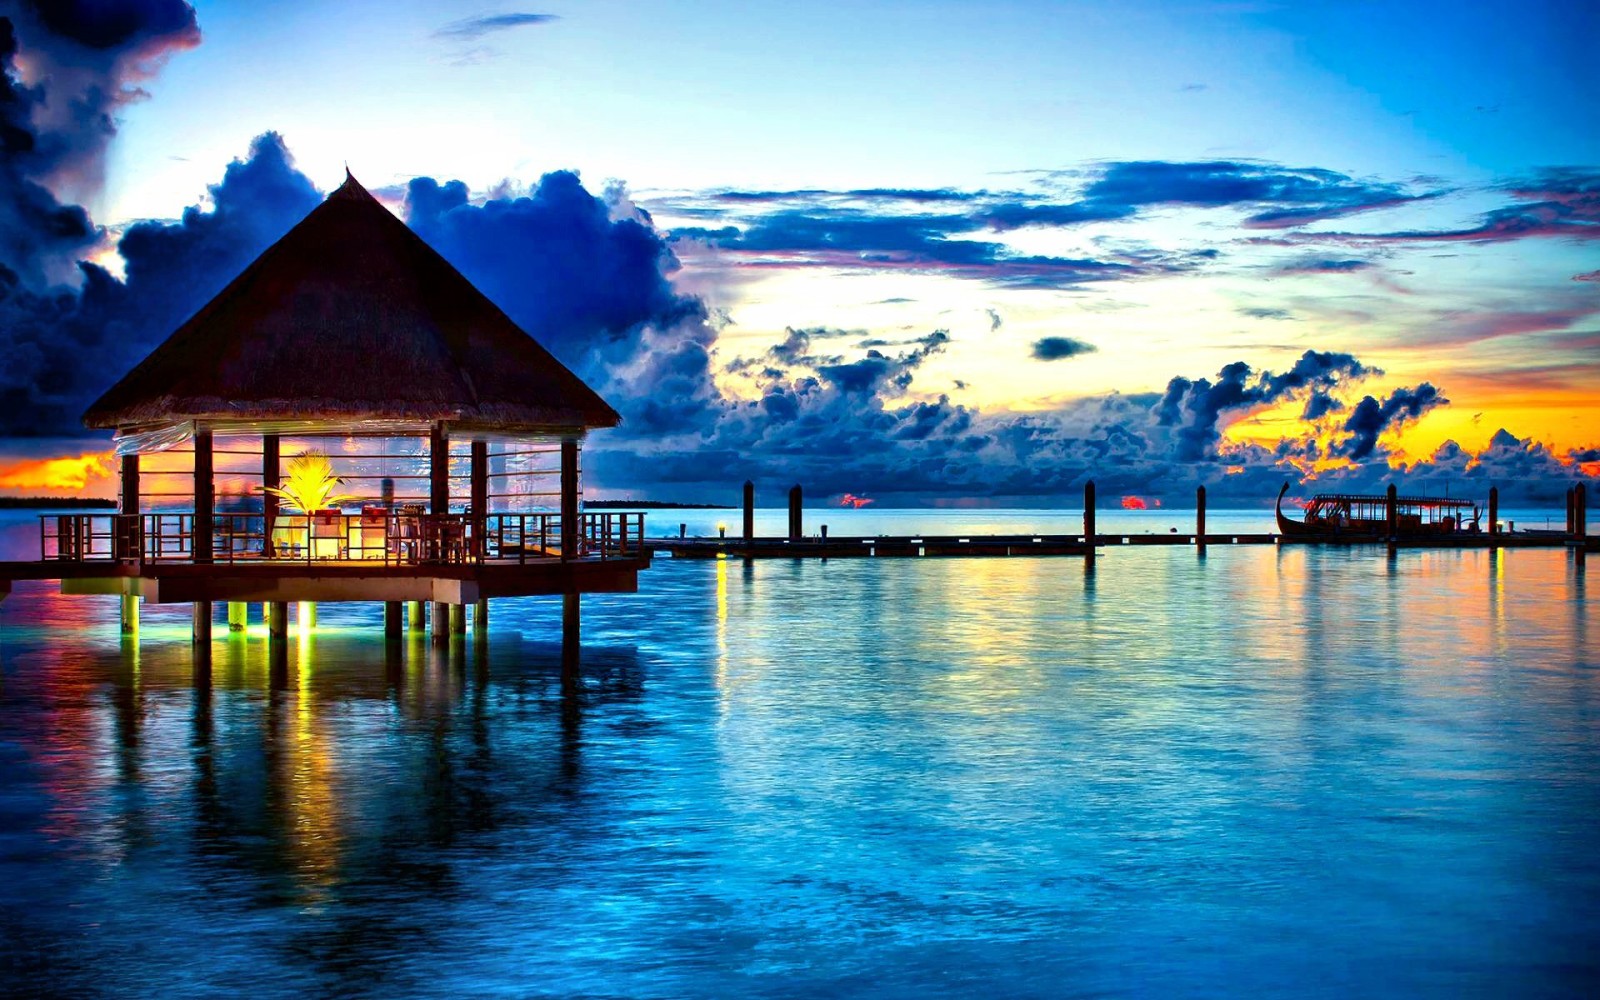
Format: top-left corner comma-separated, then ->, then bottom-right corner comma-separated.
1386,483 -> 1398,555
1488,486 -> 1499,538
450,603 -> 467,635
431,601 -> 449,641
268,601 -> 288,639
1196,485 -> 1207,555
299,601 -> 316,630
193,601 -> 212,644
743,480 -> 755,543
1084,480 -> 1097,565
562,592 -> 581,675
1577,482 -> 1588,567
120,593 -> 138,634
474,598 -> 489,637
227,602 -> 247,632
789,484 -> 802,541
1567,486 -> 1576,535
384,601 -> 402,638
407,600 -> 425,632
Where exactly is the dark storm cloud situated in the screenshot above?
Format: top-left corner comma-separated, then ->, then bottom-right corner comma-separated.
1030,336 -> 1097,361
1336,383 -> 1447,461
434,13 -> 557,39
404,170 -> 705,370
1157,350 -> 1373,461
0,132 -> 319,434
0,3 -> 198,285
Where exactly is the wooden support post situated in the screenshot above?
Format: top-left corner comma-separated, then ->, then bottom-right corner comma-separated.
1386,483 -> 1399,555
431,601 -> 449,641
193,601 -> 212,644
450,603 -> 467,635
743,480 -> 755,543
471,439 -> 488,560
118,453 -> 140,560
1196,485 -> 1207,555
299,601 -> 316,630
268,601 -> 288,639
384,601 -> 402,638
1084,480 -> 1097,564
408,600 -> 425,631
1488,486 -> 1499,538
194,428 -> 214,564
120,593 -> 139,634
1566,486 -> 1575,535
789,484 -> 802,541
474,598 -> 489,636
262,434 -> 280,556
560,438 -> 579,561
228,602 -> 247,632
430,424 -> 450,515
562,592 -> 580,675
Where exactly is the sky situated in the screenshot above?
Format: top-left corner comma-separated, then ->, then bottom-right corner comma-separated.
0,0 -> 1597,504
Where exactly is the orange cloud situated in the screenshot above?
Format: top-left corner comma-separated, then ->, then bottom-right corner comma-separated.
0,450 -> 116,492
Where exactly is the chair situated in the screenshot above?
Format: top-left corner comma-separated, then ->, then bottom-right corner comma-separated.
394,504 -> 425,562
356,505 -> 389,560
311,509 -> 344,559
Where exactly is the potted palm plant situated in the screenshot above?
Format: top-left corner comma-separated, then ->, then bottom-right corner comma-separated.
265,451 -> 360,557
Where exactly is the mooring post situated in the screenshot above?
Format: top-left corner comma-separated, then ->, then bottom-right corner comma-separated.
120,593 -> 139,634
384,601 -> 402,638
562,592 -> 581,675
1577,482 -> 1588,567
1487,486 -> 1499,539
268,601 -> 288,640
789,484 -> 802,541
743,480 -> 755,543
227,601 -> 247,632
1084,480 -> 1097,564
1386,483 -> 1399,555
1196,485 -> 1207,555
193,601 -> 212,644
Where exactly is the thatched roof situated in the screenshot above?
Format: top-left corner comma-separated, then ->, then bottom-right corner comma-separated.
84,172 -> 621,432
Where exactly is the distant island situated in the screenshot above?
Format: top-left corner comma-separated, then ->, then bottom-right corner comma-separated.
585,500 -> 733,509
0,497 -> 118,509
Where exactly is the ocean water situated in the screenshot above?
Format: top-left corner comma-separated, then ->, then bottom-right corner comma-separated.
1,510 -> 1597,997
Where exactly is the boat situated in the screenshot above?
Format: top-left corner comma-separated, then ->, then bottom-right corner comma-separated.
1275,482 -> 1480,539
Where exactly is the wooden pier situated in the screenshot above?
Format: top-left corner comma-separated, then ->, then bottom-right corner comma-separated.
646,480 -> 1595,560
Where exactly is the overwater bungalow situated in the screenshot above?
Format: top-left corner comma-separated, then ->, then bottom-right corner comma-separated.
0,172 -> 649,646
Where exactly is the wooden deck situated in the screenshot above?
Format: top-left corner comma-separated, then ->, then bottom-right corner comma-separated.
0,554 -> 650,604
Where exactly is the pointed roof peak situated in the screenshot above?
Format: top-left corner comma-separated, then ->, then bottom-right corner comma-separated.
329,167 -> 375,203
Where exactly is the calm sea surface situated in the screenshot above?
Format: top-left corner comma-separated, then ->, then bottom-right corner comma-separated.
1,509 -> 1596,997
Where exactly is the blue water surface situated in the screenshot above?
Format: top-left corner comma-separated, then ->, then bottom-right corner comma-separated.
1,513 -> 1597,997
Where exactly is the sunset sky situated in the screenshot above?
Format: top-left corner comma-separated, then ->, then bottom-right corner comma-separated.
1,0 -> 1596,502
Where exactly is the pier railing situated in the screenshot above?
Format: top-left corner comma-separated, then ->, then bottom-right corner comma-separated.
38,511 -> 645,567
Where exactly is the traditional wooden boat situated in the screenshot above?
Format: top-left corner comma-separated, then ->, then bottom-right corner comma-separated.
1275,483 -> 1480,539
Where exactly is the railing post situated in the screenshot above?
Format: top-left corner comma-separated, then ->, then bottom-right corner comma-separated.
1386,483 -> 1399,555
262,434 -> 279,557
789,485 -> 802,541
118,453 -> 140,560
743,480 -> 755,543
1196,484 -> 1207,556
1488,486 -> 1499,538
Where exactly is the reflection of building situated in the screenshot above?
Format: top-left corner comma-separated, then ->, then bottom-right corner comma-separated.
1,173 -> 649,651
